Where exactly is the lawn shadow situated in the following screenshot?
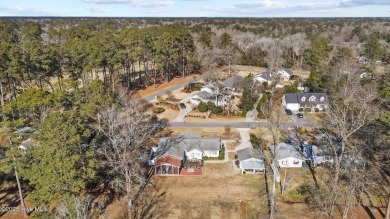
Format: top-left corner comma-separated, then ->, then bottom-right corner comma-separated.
263,164 -> 272,215
305,160 -> 319,188
0,186 -> 30,217
115,182 -> 170,219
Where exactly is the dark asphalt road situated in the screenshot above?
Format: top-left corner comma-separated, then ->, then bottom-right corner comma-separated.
168,122 -> 326,128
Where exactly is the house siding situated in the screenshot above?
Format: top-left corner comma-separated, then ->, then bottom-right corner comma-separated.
204,150 -> 219,158
187,149 -> 203,160
278,157 -> 303,168
285,103 -> 300,111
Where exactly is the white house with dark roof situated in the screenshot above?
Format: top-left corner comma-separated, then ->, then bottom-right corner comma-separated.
149,132 -> 222,175
277,68 -> 293,81
236,147 -> 265,174
189,91 -> 229,106
269,143 -> 305,168
282,93 -> 327,111
254,69 -> 293,85
254,71 -> 273,85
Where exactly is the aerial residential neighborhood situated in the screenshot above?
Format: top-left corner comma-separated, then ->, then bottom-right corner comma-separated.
0,5 -> 389,219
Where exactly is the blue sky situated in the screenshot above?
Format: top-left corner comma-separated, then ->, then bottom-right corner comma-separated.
0,0 -> 389,17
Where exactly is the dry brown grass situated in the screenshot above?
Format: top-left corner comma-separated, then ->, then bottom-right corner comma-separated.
143,163 -> 267,219
225,142 -> 238,150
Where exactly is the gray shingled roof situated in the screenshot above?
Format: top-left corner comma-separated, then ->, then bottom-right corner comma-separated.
280,68 -> 293,75
254,71 -> 273,81
223,76 -> 243,88
284,93 -> 299,104
196,91 -> 216,101
236,147 -> 262,161
269,143 -> 305,161
202,84 -> 215,92
157,136 -> 221,159
284,93 -> 326,104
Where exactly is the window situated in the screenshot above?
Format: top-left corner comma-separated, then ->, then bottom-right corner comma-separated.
281,160 -> 287,165
301,97 -> 306,102
293,160 -> 300,165
320,97 -> 325,101
191,152 -> 201,158
309,96 -> 316,102
208,151 -> 217,155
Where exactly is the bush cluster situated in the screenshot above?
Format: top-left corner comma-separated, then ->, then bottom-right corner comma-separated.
153,107 -> 165,114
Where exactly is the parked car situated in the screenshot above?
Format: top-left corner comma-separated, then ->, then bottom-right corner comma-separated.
285,109 -> 292,115
297,113 -> 304,118
179,103 -> 186,109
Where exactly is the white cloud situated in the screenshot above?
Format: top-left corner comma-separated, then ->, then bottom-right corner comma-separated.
140,1 -> 174,7
0,5 -> 66,16
235,1 -> 338,10
83,0 -> 174,7
342,0 -> 390,5
84,6 -> 109,13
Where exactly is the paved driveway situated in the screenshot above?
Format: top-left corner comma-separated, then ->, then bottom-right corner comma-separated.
171,102 -> 194,122
235,128 -> 253,151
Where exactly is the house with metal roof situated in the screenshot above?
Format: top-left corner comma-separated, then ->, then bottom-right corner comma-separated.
150,132 -> 222,175
269,143 -> 305,168
236,147 -> 265,174
282,93 -> 327,111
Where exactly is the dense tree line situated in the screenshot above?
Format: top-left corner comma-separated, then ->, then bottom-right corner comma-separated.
0,18 -> 389,106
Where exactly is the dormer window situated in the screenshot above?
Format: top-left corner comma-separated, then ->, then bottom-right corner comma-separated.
320,97 -> 325,101
301,97 -> 306,102
309,96 -> 316,102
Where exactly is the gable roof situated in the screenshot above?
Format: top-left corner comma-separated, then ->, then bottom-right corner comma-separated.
279,68 -> 293,75
269,143 -> 305,161
284,93 -> 326,104
223,76 -> 243,88
202,84 -> 215,92
194,91 -> 216,101
237,147 -> 263,161
254,71 -> 273,81
157,136 -> 221,160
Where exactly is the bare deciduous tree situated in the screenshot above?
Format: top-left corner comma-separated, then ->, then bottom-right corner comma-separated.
55,195 -> 93,219
96,93 -> 159,215
317,60 -> 381,217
